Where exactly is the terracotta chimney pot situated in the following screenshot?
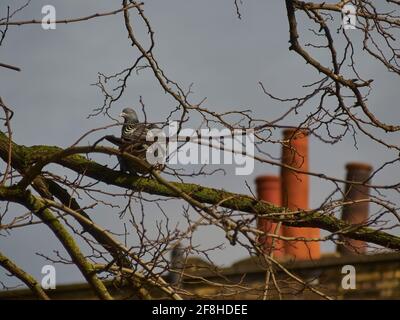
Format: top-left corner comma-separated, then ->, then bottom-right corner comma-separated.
255,175 -> 284,259
281,128 -> 320,260
337,162 -> 372,255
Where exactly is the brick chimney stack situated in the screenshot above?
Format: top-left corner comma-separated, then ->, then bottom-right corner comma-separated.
255,175 -> 284,259
337,162 -> 372,255
280,129 -> 320,260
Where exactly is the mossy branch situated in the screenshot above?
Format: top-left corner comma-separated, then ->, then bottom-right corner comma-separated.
0,131 -> 400,251
0,251 -> 50,300
0,186 -> 113,300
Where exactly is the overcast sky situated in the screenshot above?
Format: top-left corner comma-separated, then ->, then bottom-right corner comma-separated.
1,0 -> 399,288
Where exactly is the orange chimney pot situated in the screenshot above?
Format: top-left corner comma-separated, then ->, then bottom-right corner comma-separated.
337,162 -> 372,255
255,175 -> 284,259
280,128 -> 320,260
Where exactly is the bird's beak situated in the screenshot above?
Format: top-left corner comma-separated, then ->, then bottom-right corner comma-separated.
119,112 -> 126,118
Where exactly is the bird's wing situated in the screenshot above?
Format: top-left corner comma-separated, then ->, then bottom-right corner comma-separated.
119,123 -> 162,174
122,123 -> 159,144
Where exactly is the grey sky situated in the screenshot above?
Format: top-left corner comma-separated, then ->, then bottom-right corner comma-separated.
1,0 -> 399,287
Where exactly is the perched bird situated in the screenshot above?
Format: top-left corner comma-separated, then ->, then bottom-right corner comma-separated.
118,107 -> 160,175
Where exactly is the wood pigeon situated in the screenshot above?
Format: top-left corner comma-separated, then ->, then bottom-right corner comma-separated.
118,107 -> 161,175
